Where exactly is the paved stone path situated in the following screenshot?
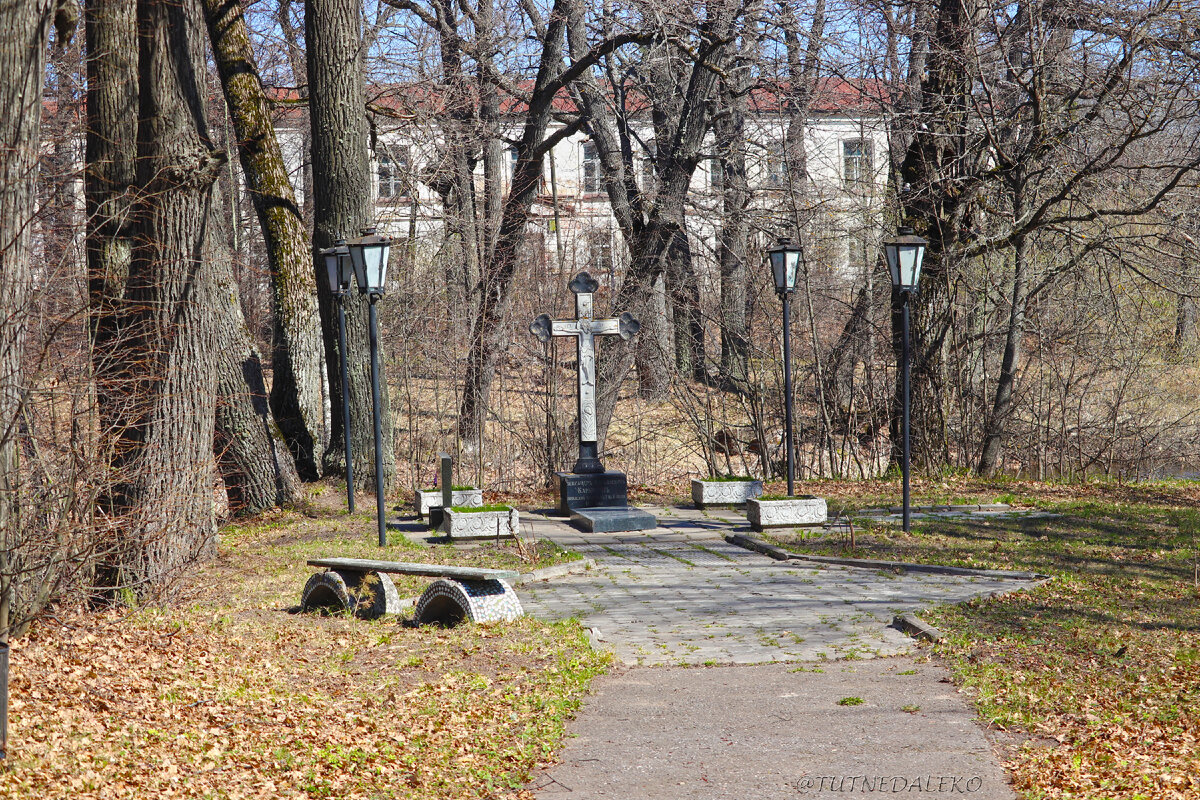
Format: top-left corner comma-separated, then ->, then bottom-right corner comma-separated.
517,505 -> 1040,666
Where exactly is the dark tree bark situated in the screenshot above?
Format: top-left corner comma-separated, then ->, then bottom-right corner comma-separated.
86,0 -> 138,450
714,23 -> 757,387
457,0 -> 571,446
203,0 -> 326,480
893,0 -> 980,469
97,0 -> 226,595
206,194 -> 305,514
307,0 -> 395,486
0,0 -> 56,633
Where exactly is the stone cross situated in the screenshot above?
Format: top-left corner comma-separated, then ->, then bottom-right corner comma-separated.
531,271 -> 640,474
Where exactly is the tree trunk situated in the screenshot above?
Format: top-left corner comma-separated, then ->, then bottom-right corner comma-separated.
976,183 -> 1027,475
307,0 -> 395,487
98,0 -> 226,595
86,0 -> 138,449
668,222 -> 705,382
207,196 -> 305,514
456,0 -> 570,446
893,0 -> 978,469
714,32 -> 753,388
1,0 -> 55,633
203,0 -> 326,480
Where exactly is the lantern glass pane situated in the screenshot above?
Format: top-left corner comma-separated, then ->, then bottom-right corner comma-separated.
885,244 -> 901,288
784,250 -> 799,290
336,248 -> 352,290
323,250 -> 340,292
770,251 -> 786,291
349,243 -> 369,292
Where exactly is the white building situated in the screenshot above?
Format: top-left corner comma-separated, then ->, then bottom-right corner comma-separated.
278,79 -> 890,283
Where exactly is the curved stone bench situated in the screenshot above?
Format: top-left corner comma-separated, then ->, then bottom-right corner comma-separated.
301,558 -> 523,625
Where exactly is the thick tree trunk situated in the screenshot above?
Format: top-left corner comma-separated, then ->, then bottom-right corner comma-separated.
209,227 -> 305,513
203,0 -> 326,480
98,0 -> 225,595
307,0 -> 395,486
714,43 -> 752,388
1,0 -> 55,633
86,0 -> 138,450
893,0 -> 978,469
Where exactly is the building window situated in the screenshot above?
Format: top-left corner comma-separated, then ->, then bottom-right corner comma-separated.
582,142 -> 602,194
377,148 -> 410,200
762,143 -> 786,189
843,139 -> 874,191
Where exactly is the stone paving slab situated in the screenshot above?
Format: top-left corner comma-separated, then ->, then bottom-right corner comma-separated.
517,507 -> 1040,666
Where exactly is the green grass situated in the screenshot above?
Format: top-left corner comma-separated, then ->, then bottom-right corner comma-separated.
700,474 -> 758,482
449,504 -> 512,513
767,479 -> 1200,799
421,485 -> 476,492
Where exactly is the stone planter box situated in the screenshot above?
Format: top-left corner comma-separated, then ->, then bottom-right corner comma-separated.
746,495 -> 828,531
691,478 -> 763,507
414,487 -> 483,518
443,506 -> 519,539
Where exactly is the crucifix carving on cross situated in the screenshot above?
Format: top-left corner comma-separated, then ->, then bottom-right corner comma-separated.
531,271 -> 640,474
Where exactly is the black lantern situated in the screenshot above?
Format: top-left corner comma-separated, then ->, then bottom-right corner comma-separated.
885,224 -> 927,533
767,238 -> 802,294
766,237 -> 801,496
347,227 -> 391,295
884,226 -> 927,293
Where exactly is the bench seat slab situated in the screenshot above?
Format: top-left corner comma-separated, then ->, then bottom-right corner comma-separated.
307,557 -> 519,583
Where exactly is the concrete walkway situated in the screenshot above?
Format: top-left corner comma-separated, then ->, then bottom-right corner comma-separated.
518,505 -> 1035,666
517,505 -> 1037,799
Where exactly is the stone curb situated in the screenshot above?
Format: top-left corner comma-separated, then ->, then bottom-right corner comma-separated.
893,612 -> 944,642
726,534 -> 1048,580
514,558 -> 597,585
853,503 -> 1012,516
724,534 -> 790,561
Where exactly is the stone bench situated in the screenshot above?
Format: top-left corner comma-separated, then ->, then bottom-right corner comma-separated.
300,557 -> 524,625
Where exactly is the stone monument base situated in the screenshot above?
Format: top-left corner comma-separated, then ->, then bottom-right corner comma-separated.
570,506 -> 657,533
556,470 -> 630,514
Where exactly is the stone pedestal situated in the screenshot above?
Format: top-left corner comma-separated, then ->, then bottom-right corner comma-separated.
557,471 -> 630,513
691,478 -> 763,508
746,495 -> 828,531
556,470 -> 657,533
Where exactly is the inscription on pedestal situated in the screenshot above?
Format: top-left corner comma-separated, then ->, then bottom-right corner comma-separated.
557,471 -> 629,514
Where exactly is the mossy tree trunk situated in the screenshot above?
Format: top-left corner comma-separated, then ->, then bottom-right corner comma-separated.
203,0 -> 326,481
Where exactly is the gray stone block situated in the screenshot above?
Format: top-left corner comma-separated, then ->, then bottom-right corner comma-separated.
690,478 -> 763,507
570,506 -> 658,533
414,488 -> 483,517
443,506 -> 519,539
746,496 -> 828,530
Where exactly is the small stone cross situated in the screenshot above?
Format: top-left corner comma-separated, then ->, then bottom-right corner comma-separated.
531,271 -> 640,474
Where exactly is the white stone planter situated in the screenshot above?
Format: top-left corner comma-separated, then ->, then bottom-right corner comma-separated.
746,495 -> 828,530
691,478 -> 763,507
443,506 -> 519,539
414,487 -> 483,517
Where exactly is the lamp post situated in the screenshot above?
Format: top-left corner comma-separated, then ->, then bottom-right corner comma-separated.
884,225 -> 927,533
322,239 -> 355,512
767,238 -> 802,497
347,227 -> 392,547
